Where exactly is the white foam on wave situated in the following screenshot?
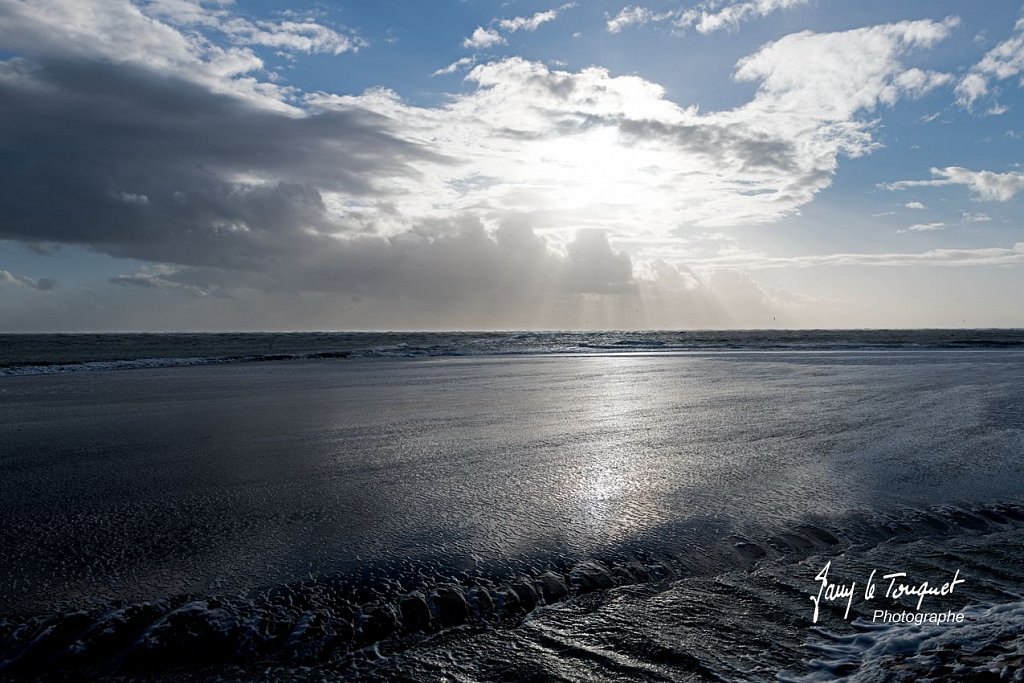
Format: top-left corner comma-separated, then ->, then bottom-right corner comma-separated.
787,600 -> 1024,682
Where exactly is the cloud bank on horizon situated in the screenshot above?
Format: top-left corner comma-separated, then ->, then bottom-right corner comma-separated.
0,0 -> 1022,330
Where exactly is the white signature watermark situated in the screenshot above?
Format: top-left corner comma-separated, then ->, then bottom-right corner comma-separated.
809,560 -> 966,624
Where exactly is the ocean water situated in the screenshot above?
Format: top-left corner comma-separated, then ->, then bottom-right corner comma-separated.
1,335 -> 1022,681
1,329 -> 1023,375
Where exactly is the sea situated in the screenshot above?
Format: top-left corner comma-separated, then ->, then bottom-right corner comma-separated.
2,329 -> 1023,376
1,330 -> 1022,681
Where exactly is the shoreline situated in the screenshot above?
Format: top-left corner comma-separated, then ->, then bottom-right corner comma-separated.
2,351 -> 1022,679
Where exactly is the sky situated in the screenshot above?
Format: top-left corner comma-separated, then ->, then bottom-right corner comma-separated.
0,0 -> 1022,331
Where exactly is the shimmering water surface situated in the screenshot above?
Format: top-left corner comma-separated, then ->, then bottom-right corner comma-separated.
0,334 -> 1021,680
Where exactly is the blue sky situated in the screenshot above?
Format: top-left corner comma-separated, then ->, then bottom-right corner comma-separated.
0,0 -> 1022,330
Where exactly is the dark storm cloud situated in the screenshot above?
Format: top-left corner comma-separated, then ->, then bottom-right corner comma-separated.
111,221 -> 636,305
0,57 -> 445,264
1,8 -> 956,330
0,54 -> 656,301
563,229 -> 635,293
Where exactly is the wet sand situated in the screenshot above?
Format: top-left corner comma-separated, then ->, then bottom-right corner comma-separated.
1,351 -> 1022,679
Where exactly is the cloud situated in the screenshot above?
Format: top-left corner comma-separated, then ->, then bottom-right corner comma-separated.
0,5 -> 978,329
222,20 -> 365,56
695,242 -> 1024,269
0,0 -> 305,111
904,222 -> 944,232
892,67 -> 952,96
693,0 -> 814,34
498,8 -> 560,33
607,0 -> 814,35
884,166 -> 1024,201
961,211 -> 992,223
110,264 -> 220,297
463,27 -> 505,49
1,16 -> 957,255
101,226 -> 662,318
733,17 -> 959,123
955,72 -> 990,108
140,0 -> 365,56
432,56 -> 476,77
606,6 -> 660,33
0,269 -> 57,291
464,4 -> 574,50
904,201 -> 925,209
956,17 -> 1024,109
562,229 -> 634,293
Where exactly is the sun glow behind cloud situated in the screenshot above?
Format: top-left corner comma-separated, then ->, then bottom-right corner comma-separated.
0,0 -> 1022,329
308,22 -> 962,252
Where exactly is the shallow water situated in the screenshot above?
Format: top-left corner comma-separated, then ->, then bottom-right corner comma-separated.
1,351 -> 1022,679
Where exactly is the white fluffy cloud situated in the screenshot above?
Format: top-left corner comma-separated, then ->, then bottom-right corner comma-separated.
693,0 -> 814,34
463,27 -> 505,49
607,7 -> 660,34
4,2 -> 1010,329
143,0 -> 365,55
733,18 -> 958,122
885,166 -> 1024,201
222,20 -> 364,55
0,7 -> 966,259
955,72 -> 990,108
432,56 -> 476,77
498,9 -> 558,33
607,0 -> 814,35
300,19 -> 966,255
463,4 -> 574,50
956,17 -> 1024,109
0,0 -> 364,111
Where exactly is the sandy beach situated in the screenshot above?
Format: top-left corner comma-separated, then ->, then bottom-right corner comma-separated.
2,350 -> 1023,679
4,0 -> 1024,678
